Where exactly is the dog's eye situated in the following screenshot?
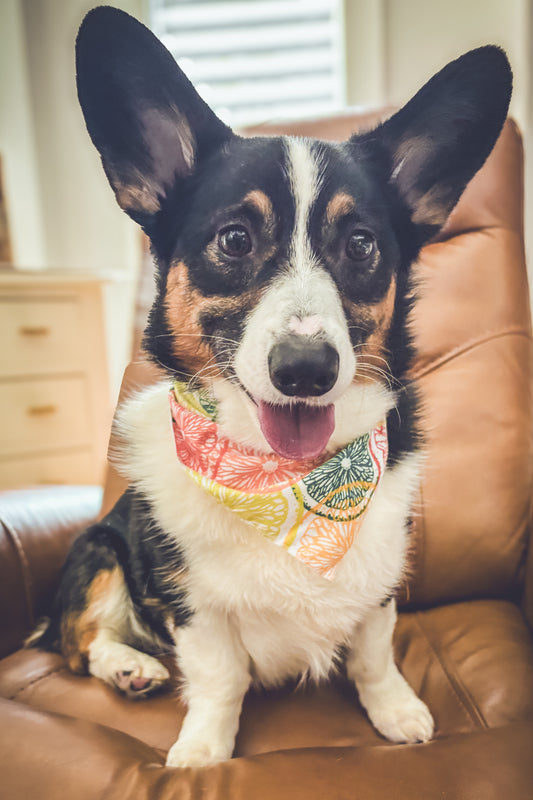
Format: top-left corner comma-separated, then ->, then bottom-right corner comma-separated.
218,225 -> 252,258
346,231 -> 376,261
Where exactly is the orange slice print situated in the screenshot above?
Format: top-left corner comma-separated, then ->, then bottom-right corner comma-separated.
297,517 -> 361,574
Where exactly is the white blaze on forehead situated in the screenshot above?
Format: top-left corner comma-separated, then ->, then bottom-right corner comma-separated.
233,136 -> 358,410
285,137 -> 323,275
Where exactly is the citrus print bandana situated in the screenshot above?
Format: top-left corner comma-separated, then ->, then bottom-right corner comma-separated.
169,381 -> 388,580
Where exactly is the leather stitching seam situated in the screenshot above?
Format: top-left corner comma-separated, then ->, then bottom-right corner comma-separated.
411,327 -> 532,381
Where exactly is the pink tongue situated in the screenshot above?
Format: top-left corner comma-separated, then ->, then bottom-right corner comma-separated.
257,401 -> 335,460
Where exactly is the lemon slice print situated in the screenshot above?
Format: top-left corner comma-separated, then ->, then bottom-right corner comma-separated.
189,471 -> 289,539
172,381 -> 217,420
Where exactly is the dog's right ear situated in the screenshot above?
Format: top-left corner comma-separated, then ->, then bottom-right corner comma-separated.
76,6 -> 232,228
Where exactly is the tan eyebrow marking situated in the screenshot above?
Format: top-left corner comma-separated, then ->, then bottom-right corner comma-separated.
242,189 -> 277,242
326,192 -> 356,224
243,189 -> 274,220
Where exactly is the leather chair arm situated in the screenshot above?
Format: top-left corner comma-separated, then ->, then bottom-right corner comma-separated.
0,486 -> 102,659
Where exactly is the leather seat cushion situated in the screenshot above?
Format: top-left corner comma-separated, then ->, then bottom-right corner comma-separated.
1,599 -> 532,757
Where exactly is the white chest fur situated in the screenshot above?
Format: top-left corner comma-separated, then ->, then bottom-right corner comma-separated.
115,382 -> 420,685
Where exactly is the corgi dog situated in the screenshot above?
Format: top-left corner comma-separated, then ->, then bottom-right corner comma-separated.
29,6 -> 512,769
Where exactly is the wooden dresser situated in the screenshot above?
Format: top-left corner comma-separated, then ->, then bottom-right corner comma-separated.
0,271 -> 113,489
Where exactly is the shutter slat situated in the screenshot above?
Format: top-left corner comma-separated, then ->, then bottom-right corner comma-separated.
221,99 -> 338,128
161,22 -> 335,57
154,0 -> 338,30
200,76 -> 336,109
180,49 -> 335,83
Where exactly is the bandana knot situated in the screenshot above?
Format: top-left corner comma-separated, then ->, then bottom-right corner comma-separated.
169,382 -> 388,580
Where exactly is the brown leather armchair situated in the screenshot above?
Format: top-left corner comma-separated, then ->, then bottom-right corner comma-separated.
1,112 -> 533,799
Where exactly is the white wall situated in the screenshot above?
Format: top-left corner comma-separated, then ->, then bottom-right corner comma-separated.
344,0 -> 532,287
343,0 -> 388,109
384,0 -> 530,132
21,0 -> 145,275
12,0 -> 150,398
0,0 -> 46,267
344,0 -> 531,126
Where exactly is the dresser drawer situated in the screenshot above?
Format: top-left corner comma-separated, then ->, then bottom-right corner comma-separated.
0,449 -> 97,488
0,377 -> 91,457
0,298 -> 85,377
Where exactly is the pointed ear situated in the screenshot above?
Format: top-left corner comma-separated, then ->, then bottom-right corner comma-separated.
76,6 -> 232,228
361,47 -> 512,237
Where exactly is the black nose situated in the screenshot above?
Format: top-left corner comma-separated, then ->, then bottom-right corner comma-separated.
268,337 -> 339,397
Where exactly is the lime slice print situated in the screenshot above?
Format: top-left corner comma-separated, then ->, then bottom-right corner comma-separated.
302,436 -> 376,520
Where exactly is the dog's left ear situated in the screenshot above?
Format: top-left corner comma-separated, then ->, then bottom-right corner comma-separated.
360,46 -> 512,239
76,6 -> 232,228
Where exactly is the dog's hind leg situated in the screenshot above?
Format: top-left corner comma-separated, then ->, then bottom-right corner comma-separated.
77,566 -> 170,699
48,526 -> 170,699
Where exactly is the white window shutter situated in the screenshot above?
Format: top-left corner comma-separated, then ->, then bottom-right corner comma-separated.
149,0 -> 346,128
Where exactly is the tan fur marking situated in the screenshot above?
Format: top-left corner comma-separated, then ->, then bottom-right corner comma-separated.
411,187 -> 449,226
110,163 -> 162,215
243,189 -> 274,221
165,261 -> 218,376
326,192 -> 356,224
244,190 -> 277,250
392,137 -> 449,226
345,278 -> 397,387
60,568 -> 123,674
165,194 -> 276,378
393,136 -> 430,176
114,182 -> 161,215
165,261 -> 262,378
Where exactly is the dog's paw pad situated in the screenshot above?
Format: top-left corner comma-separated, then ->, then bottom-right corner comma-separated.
130,675 -> 155,692
112,655 -> 169,698
115,670 -> 159,695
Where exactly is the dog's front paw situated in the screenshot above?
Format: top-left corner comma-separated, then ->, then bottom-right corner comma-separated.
360,682 -> 434,744
371,694 -> 434,743
166,735 -> 233,768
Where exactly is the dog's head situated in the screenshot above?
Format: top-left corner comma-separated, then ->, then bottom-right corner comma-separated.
76,7 -> 511,459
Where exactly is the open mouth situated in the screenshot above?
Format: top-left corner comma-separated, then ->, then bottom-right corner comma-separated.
257,400 -> 335,460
